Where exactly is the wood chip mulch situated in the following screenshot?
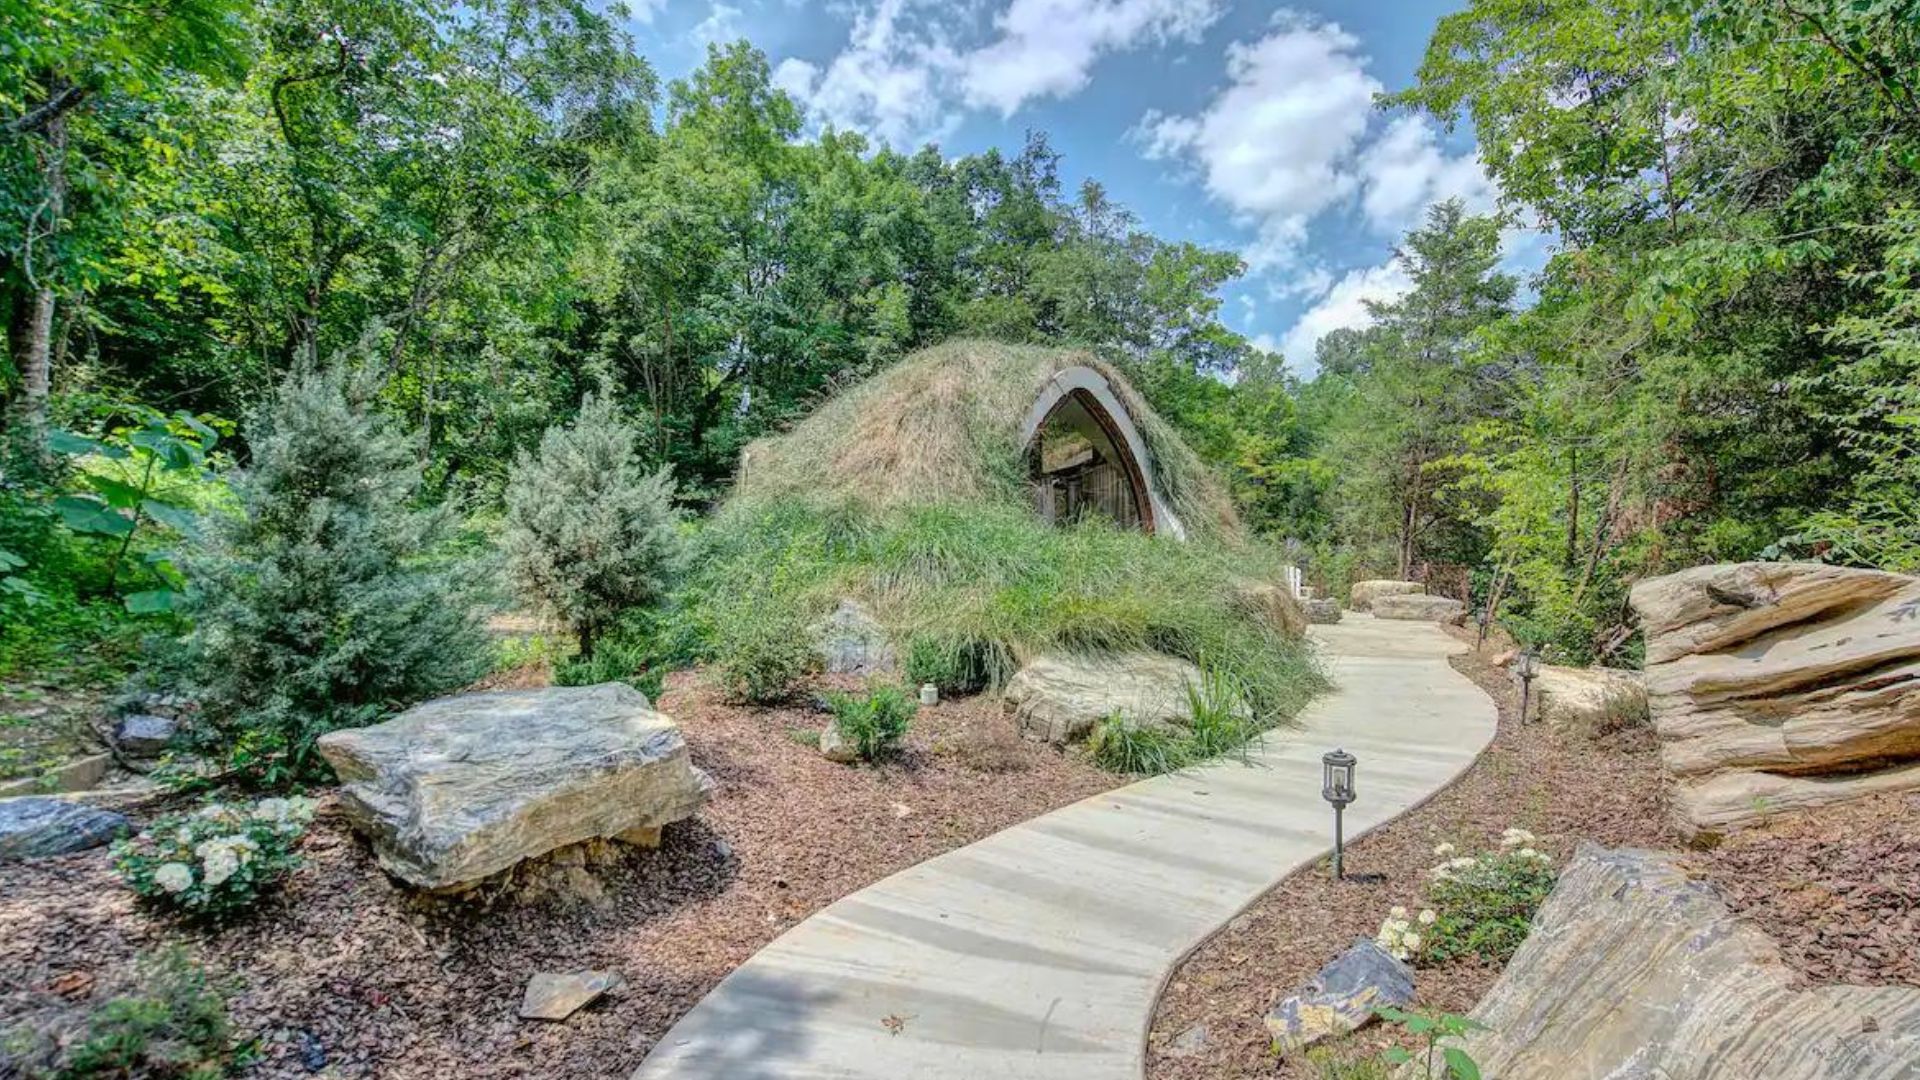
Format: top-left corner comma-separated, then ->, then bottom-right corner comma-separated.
0,672 -> 1119,1078
1145,628 -> 1679,1079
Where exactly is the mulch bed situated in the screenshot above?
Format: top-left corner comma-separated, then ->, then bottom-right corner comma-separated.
1145,628 -> 1679,1078
0,671 -> 1119,1078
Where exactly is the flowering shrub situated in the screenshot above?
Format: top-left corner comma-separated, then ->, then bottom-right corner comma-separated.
115,797 -> 314,918
1376,829 -> 1558,967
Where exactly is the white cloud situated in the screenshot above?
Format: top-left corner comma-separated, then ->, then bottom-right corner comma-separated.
690,3 -> 744,48
628,0 -> 668,23
1356,115 -> 1493,235
1135,18 -> 1380,271
777,0 -> 1222,148
960,0 -> 1225,115
1278,259 -> 1411,373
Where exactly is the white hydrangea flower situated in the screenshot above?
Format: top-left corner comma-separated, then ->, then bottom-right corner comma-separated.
252,798 -> 290,822
196,839 -> 242,887
1449,856 -> 1478,870
153,862 -> 194,894
1500,827 -> 1537,849
1389,905 -> 1408,919
1432,842 -> 1455,857
1403,933 -> 1421,951
1418,909 -> 1436,925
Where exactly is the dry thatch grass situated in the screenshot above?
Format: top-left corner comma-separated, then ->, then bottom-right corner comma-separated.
733,340 -> 1243,542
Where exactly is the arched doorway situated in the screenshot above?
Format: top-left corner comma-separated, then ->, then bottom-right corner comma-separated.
1017,366 -> 1187,539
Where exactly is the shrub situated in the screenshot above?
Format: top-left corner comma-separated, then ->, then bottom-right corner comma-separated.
1383,829 -> 1558,966
175,368 -> 489,785
1086,664 -> 1259,776
502,394 -> 685,659
114,796 -> 314,919
827,684 -> 917,761
1088,715 -> 1188,775
6,947 -> 240,1079
902,632 -> 1002,694
708,596 -> 819,703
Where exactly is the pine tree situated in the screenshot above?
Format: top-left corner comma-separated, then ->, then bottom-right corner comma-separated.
503,394 -> 685,659
178,368 -> 488,784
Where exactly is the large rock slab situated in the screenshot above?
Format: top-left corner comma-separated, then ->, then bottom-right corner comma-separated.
1231,580 -> 1307,639
813,598 -> 896,676
316,683 -> 712,891
0,797 -> 129,860
1004,651 -> 1207,744
1530,664 -> 1646,733
1629,562 -> 1920,838
1264,939 -> 1413,1058
1349,580 -> 1422,612
1432,844 -> 1920,1079
1372,594 -> 1465,622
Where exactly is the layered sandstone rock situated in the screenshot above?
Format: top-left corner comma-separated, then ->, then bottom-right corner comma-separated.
1349,580 -> 1423,612
1629,562 -> 1920,838
317,683 -> 711,891
1372,594 -> 1465,623
1004,651 -> 1212,744
1529,664 -> 1647,734
1431,845 -> 1920,1079
1232,580 -> 1308,639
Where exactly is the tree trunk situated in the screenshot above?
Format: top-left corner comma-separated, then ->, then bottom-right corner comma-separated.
12,85 -> 68,437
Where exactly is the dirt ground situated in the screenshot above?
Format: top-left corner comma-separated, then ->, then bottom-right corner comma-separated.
0,671 -> 1119,1078
1146,626 -> 1920,1078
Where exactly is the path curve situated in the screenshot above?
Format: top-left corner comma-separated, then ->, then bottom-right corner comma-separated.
633,618 -> 1496,1079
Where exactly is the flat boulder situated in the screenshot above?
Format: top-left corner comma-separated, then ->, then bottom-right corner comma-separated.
112,714 -> 177,757
1349,580 -> 1422,612
1437,844 -> 1920,1078
1005,651 -> 1209,744
316,683 -> 712,891
1628,562 -> 1920,839
1265,939 -> 1413,1058
0,797 -> 129,861
1530,665 -> 1646,734
1372,594 -> 1465,623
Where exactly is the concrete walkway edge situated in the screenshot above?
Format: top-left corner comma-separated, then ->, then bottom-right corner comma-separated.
633,618 -> 1498,1079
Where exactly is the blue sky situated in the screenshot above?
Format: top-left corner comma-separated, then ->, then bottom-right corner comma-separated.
624,0 -> 1541,375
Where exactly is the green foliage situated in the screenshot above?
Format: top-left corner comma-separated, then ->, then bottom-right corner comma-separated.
826,684 -> 917,762
1088,664 -> 1262,776
1087,715 -> 1189,776
1305,1048 -> 1393,1080
503,394 -> 686,658
1418,831 -> 1558,965
550,610 -> 688,702
902,633 -> 1000,695
113,797 -> 313,920
707,593 -> 820,704
14,947 -> 243,1080
1376,1007 -> 1487,1080
175,368 -> 489,786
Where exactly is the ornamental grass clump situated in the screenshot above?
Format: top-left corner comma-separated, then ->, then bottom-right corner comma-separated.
115,797 -> 315,919
1376,829 -> 1558,966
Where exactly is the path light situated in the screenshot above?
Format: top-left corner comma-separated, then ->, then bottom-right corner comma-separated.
1321,749 -> 1357,880
1514,645 -> 1543,723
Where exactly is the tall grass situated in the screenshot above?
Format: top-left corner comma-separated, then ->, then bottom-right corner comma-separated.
683,499 -> 1326,733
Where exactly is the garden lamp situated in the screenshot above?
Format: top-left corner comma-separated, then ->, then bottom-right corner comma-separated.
1321,748 -> 1357,879
1515,645 -> 1543,723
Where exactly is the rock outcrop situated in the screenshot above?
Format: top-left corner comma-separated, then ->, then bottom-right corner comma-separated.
1628,562 -> 1920,838
1436,844 -> 1920,1079
1529,664 -> 1647,734
1349,580 -> 1422,612
813,599 -> 896,676
1005,651 -> 1211,744
316,683 -> 712,891
0,797 -> 129,860
1304,598 -> 1342,624
1372,594 -> 1465,623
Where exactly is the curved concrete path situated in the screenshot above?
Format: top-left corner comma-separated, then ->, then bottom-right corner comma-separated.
634,617 -> 1496,1079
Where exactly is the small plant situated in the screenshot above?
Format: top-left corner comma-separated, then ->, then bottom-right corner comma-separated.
902,633 -> 1003,694
7,947 -> 242,1078
1375,1006 -> 1485,1080
710,600 -> 819,703
1305,1047 -> 1392,1079
1088,715 -> 1189,775
114,797 -> 314,919
1180,664 -> 1258,762
1416,830 -> 1557,965
827,684 -> 917,761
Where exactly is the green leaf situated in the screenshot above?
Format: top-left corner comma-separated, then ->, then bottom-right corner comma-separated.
1443,1047 -> 1482,1080
129,428 -> 198,469
87,474 -> 148,509
47,429 -> 110,458
125,589 -> 178,614
1382,1047 -> 1413,1065
141,499 -> 199,534
0,547 -> 24,572
53,495 -> 136,538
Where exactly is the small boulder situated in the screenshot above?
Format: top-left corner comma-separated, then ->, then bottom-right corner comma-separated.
112,714 -> 177,758
813,598 -> 896,676
1349,580 -> 1423,612
0,797 -> 130,861
1529,665 -> 1646,734
1304,598 -> 1342,624
1264,939 -> 1414,1057
1004,651 -> 1219,745
1232,580 -> 1307,638
316,683 -> 712,891
519,970 -> 624,1021
1164,1024 -> 1211,1059
818,722 -> 859,764
1372,594 -> 1465,623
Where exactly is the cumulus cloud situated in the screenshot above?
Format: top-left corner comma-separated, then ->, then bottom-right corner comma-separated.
776,0 -> 1223,147
628,0 -> 668,24
960,0 -> 1225,115
689,2 -> 744,48
1278,260 -> 1412,373
1356,115 -> 1494,235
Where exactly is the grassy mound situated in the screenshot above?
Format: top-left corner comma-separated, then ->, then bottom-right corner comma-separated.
684,341 -> 1325,756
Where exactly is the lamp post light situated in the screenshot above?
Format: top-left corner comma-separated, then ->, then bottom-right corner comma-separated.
1515,644 -> 1543,723
1321,748 -> 1357,880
